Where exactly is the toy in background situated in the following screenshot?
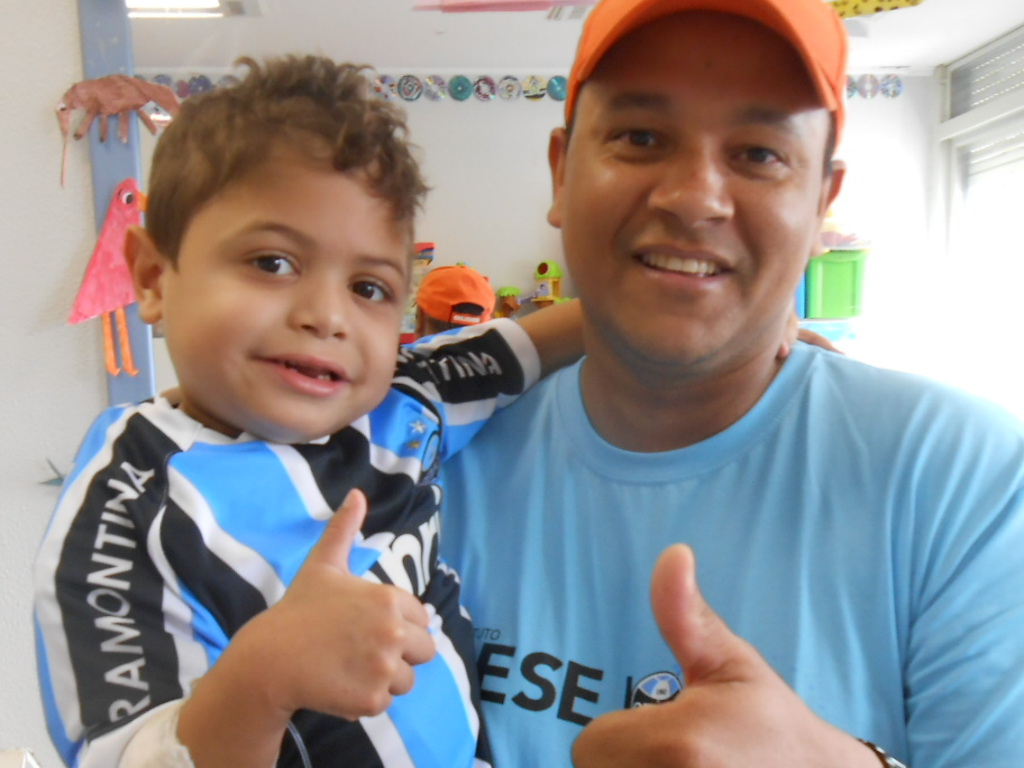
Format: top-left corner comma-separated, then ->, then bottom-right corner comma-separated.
494,286 -> 524,319
530,260 -> 564,308
67,178 -> 146,377
56,74 -> 179,186
495,260 -> 572,318
400,241 -> 436,342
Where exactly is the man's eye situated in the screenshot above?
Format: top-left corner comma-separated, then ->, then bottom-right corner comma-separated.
742,146 -> 781,165
352,280 -> 391,303
622,130 -> 657,148
252,254 -> 296,275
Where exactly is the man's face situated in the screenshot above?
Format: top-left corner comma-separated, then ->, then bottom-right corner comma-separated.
548,12 -> 843,379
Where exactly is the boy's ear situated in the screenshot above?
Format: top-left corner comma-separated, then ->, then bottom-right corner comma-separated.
124,226 -> 167,325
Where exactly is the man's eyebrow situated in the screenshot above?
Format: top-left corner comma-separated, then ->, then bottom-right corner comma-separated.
605,91 -> 672,113
604,93 -> 805,135
733,106 -> 804,135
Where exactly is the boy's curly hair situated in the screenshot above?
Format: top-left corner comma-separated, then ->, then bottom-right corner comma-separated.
145,55 -> 429,262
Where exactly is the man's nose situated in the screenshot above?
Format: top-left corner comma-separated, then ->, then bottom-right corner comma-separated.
647,146 -> 734,227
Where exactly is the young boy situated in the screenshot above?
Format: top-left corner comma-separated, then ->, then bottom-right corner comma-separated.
33,56 -> 582,768
414,264 -> 496,337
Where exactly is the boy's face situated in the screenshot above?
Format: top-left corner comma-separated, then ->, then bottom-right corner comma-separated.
129,147 -> 410,443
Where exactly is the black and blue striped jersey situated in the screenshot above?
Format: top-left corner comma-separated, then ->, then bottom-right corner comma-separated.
35,319 -> 539,768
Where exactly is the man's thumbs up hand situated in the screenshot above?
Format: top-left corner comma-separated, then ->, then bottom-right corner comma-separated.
571,544 -> 879,768
650,543 -> 759,689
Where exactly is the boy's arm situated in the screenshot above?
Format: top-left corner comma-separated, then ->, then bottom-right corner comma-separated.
517,298 -> 836,368
515,298 -> 585,377
392,299 -> 582,464
33,404 -> 202,768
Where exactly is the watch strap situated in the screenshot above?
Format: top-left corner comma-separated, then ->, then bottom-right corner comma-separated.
858,739 -> 908,768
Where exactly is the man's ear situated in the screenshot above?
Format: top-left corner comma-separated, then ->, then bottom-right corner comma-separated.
821,158 -> 846,215
124,226 -> 167,325
547,127 -> 569,230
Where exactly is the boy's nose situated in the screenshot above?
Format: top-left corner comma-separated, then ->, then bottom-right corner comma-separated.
290,283 -> 349,338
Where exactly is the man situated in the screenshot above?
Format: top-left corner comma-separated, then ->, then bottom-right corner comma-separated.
415,264 -> 496,337
440,0 -> 1024,766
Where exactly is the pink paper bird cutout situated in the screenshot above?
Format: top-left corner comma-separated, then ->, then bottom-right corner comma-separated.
69,178 -> 145,377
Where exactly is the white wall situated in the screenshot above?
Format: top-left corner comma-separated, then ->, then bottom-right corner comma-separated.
402,80 -> 569,291
830,74 -> 940,369
0,4 -> 101,766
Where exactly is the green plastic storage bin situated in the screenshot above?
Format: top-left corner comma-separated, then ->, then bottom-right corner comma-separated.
805,249 -> 867,319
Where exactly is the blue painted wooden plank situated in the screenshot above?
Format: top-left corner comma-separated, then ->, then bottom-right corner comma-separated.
76,0 -> 155,406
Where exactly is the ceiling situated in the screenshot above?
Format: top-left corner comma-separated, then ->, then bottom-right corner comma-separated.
129,0 -> 1024,76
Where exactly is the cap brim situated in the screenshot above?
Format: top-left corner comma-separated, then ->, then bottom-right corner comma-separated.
566,0 -> 846,139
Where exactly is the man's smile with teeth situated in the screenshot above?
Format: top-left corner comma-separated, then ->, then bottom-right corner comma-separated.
639,251 -> 722,276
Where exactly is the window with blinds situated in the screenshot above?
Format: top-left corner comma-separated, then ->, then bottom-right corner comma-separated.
955,111 -> 1024,177
947,24 -> 1024,179
932,22 -> 1024,419
950,32 -> 1024,117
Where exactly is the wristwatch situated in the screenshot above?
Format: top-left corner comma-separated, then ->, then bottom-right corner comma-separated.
859,739 -> 908,768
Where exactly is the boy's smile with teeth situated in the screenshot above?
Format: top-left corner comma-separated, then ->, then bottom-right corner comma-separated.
278,358 -> 343,382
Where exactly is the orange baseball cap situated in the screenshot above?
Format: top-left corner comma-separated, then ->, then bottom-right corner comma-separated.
566,0 -> 848,142
416,265 -> 495,325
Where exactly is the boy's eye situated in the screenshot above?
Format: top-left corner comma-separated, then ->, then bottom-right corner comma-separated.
352,280 -> 392,303
252,254 -> 296,275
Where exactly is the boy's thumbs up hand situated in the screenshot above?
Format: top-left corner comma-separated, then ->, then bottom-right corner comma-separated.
230,489 -> 435,723
176,490 -> 437,766
304,485 -> 371,572
571,544 -> 879,768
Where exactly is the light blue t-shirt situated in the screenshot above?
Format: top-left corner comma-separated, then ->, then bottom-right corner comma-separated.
440,343 -> 1024,768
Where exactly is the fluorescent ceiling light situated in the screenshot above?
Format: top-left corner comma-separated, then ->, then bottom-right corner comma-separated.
126,0 -> 219,8
125,0 -> 260,19
128,10 -> 225,18
125,0 -> 266,18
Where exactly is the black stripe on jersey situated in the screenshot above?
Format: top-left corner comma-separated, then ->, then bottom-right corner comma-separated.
395,326 -> 526,405
161,498 -> 270,637
293,430 -> 378,512
54,414 -> 183,739
293,432 -> 426,541
279,710 -> 383,768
